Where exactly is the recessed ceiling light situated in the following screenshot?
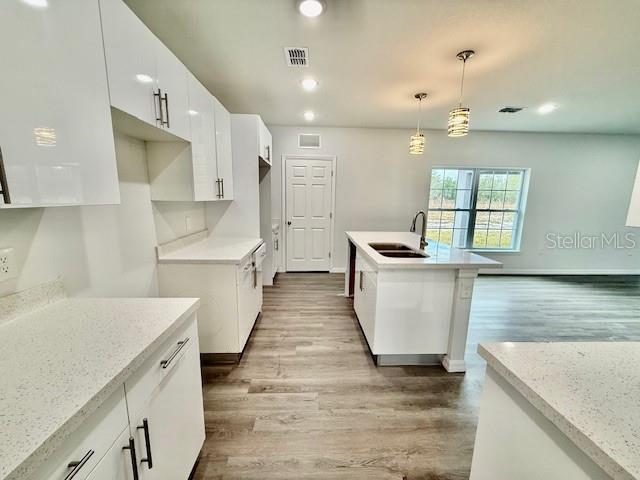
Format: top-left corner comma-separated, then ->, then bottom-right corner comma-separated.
304,111 -> 316,122
135,74 -> 154,84
21,0 -> 48,8
537,103 -> 558,114
298,0 -> 325,17
301,78 -> 319,92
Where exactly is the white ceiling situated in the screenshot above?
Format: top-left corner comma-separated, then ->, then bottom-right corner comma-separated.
124,0 -> 640,134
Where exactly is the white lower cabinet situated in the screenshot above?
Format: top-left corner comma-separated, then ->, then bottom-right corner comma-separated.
353,253 -> 377,350
125,318 -> 205,480
158,245 -> 265,356
28,315 -> 204,480
84,429 -> 136,480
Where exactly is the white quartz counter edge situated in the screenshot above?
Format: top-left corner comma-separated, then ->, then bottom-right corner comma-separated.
479,343 -> 637,480
2,298 -> 200,480
346,231 -> 502,270
157,237 -> 263,265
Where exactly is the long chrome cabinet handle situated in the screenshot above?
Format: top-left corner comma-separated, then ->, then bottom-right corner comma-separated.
359,271 -> 363,291
0,147 -> 10,204
266,145 -> 270,161
65,450 -> 94,480
215,178 -> 222,199
160,337 -> 189,369
137,418 -> 153,469
153,89 -> 163,126
220,178 -> 224,198
122,437 -> 139,480
162,92 -> 170,128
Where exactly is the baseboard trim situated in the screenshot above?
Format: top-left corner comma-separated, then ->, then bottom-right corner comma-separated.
480,269 -> 640,275
377,354 -> 442,367
330,267 -> 346,274
442,356 -> 467,373
200,353 -> 240,365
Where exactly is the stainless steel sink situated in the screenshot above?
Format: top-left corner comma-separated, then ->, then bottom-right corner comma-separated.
368,243 -> 428,258
368,243 -> 413,251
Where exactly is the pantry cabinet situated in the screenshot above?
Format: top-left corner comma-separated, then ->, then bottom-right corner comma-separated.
0,0 -> 120,207
214,97 -> 235,200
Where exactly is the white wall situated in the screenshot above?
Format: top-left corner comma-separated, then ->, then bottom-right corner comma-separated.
270,126 -> 640,274
0,133 -> 206,298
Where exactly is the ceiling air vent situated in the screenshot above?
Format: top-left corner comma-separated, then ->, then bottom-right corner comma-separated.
499,107 -> 524,113
284,47 -> 309,67
298,133 -> 321,149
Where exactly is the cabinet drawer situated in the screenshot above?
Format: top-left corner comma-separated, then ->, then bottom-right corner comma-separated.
124,315 -> 198,420
84,428 -> 134,480
28,387 -> 128,480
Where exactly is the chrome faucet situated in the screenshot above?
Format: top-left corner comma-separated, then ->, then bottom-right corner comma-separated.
410,211 -> 428,250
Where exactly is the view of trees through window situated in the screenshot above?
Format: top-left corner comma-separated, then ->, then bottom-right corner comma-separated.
427,168 -> 526,250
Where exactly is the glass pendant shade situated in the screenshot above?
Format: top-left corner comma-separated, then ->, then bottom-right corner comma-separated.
448,107 -> 470,137
409,133 -> 425,155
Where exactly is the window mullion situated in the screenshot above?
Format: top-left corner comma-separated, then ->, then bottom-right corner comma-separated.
467,169 -> 480,249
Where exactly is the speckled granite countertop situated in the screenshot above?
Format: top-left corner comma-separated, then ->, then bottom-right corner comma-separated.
346,231 -> 502,270
479,342 -> 640,480
0,294 -> 200,480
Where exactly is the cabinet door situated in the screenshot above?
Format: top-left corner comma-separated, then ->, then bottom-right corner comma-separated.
258,119 -> 272,164
237,261 -> 255,350
155,41 -> 191,141
133,339 -> 205,480
188,75 -> 218,201
213,97 -> 234,200
0,0 -> 119,207
85,429 -> 138,480
100,0 -> 158,128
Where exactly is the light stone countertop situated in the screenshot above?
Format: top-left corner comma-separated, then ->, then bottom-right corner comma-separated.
157,235 -> 263,265
479,342 -> 640,480
0,295 -> 200,480
346,231 -> 502,270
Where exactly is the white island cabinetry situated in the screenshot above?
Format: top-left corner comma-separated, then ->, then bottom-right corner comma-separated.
346,231 -> 501,371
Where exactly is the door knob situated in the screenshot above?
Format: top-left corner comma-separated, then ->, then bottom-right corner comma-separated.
287,221 -> 292,226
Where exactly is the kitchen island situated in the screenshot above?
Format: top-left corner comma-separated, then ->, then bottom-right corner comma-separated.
345,231 -> 501,371
471,342 -> 640,480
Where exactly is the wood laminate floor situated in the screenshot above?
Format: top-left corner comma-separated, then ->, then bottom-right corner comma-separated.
192,273 -> 640,480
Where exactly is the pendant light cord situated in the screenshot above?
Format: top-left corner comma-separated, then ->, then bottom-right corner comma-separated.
416,97 -> 422,134
458,58 -> 467,107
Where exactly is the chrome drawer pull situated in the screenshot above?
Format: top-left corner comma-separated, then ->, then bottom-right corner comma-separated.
160,337 -> 189,369
65,450 -> 94,479
137,418 -> 153,469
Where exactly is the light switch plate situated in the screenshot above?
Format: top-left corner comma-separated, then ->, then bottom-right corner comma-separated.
0,248 -> 16,282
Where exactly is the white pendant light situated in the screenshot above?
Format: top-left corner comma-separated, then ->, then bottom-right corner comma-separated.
626,160 -> 640,227
448,50 -> 475,138
409,93 -> 427,155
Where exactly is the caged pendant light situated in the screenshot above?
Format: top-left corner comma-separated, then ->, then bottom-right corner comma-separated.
409,93 -> 428,155
448,50 -> 475,138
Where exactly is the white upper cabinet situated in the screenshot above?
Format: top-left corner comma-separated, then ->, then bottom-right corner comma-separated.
100,0 -> 190,141
99,0 -> 158,129
154,40 -> 191,141
0,0 -> 119,207
188,75 -> 218,201
258,118 -> 272,166
214,97 -> 234,200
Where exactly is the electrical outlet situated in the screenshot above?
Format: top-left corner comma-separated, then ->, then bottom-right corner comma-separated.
0,248 -> 16,282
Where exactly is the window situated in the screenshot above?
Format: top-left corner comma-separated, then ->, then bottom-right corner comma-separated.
427,167 -> 527,250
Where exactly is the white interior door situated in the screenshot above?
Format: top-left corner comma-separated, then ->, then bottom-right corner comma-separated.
285,157 -> 334,271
